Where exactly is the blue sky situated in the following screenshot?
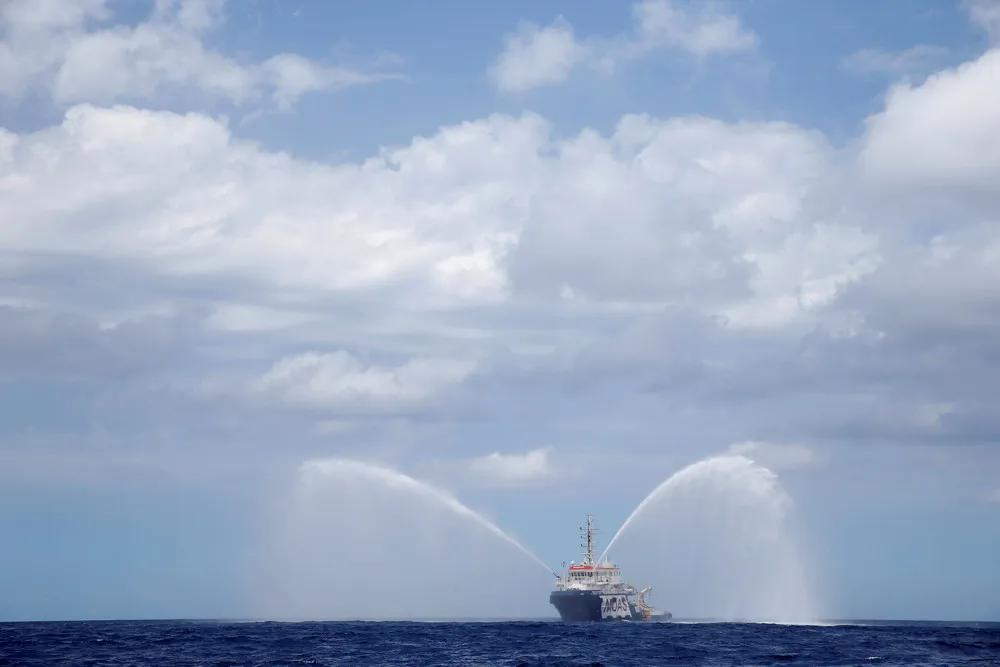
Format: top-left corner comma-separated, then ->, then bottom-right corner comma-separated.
1,0 -> 1000,623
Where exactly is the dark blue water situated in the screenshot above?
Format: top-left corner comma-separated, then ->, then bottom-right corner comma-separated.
2,620 -> 1000,666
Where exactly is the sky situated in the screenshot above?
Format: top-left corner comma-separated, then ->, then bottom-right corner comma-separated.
1,0 -> 1000,623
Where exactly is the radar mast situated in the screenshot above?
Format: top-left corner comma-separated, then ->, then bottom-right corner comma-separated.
580,514 -> 599,565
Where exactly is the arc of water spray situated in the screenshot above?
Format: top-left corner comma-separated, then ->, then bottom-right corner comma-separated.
593,454 -> 818,623
598,474 -> 669,565
302,459 -> 558,577
598,454 -> 767,564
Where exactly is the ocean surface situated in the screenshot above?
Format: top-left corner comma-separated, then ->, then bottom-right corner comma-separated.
2,619 -> 999,666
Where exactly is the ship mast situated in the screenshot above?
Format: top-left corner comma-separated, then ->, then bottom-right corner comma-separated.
579,514 -> 599,565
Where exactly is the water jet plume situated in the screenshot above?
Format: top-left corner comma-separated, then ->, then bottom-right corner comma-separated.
601,454 -> 820,623
256,458 -> 553,620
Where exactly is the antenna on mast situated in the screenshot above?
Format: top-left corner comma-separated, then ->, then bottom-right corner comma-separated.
579,514 -> 598,565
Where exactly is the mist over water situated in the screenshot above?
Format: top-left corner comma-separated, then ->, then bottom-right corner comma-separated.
600,455 -> 821,623
257,458 -> 554,620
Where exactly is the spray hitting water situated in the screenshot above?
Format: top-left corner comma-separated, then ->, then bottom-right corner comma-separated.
257,458 -> 555,620
598,454 -> 820,623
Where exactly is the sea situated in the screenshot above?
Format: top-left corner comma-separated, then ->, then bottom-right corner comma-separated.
2,619 -> 999,666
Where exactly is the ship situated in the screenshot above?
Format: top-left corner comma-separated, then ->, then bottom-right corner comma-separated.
549,515 -> 671,622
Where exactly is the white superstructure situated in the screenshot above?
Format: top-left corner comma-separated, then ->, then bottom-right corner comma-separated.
552,515 -> 636,595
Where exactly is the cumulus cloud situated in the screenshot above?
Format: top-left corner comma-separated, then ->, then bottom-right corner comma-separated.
467,448 -> 554,487
0,0 -> 398,108
859,48 -> 1000,194
0,10 -> 999,486
625,0 -> 759,59
841,45 -> 951,79
727,441 -> 824,471
965,0 -> 1000,41
3,49 -> 995,447
0,102 -> 866,327
490,0 -> 758,93
242,351 -> 478,415
489,18 -> 587,94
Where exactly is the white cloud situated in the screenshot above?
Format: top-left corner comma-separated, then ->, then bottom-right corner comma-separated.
0,0 -> 109,29
1,21 -> 999,485
490,0 -> 758,93
0,85 -> 905,435
260,53 -> 393,111
841,45 -> 951,78
233,351 -> 477,414
0,104 -> 536,309
859,48 -> 1000,194
965,0 -> 1000,41
0,102 -> 869,331
726,441 -> 824,471
625,0 -> 759,60
489,19 -> 587,94
0,0 -> 397,108
467,448 -> 554,487
845,49 -> 1000,368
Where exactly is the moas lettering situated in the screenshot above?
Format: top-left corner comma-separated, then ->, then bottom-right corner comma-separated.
601,595 -> 630,618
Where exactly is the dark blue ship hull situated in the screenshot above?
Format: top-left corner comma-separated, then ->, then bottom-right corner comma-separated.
549,590 -> 642,622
